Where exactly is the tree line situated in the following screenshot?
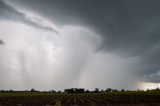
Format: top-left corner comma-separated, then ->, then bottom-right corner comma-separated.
1,87 -> 160,93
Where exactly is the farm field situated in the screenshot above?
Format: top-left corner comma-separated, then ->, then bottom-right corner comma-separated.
1,91 -> 160,106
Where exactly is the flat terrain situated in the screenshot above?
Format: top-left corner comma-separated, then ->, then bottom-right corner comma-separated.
1,91 -> 160,106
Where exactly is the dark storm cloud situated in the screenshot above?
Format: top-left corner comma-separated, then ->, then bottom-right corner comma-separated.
9,0 -> 160,52
0,0 -> 58,33
144,71 -> 160,83
9,0 -> 160,83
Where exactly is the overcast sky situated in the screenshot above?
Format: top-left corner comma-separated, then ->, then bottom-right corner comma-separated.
0,0 -> 160,91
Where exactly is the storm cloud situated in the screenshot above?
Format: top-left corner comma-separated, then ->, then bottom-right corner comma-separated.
0,0 -> 58,33
0,0 -> 160,90
8,0 -> 160,57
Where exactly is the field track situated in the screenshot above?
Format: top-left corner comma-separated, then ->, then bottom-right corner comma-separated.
47,94 -> 96,106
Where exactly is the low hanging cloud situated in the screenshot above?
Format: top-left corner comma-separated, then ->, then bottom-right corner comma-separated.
144,71 -> 160,83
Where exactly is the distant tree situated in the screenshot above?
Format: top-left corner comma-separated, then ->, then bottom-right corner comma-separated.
31,88 -> 36,92
24,90 -> 29,92
156,87 -> 160,91
51,90 -> 56,93
112,89 -> 118,92
64,88 -> 85,93
0,90 -> 5,93
147,89 -> 150,91
85,90 -> 90,93
137,89 -> 143,92
9,90 -> 14,92
105,88 -> 112,92
101,89 -> 104,92
121,89 -> 125,92
49,90 -> 56,93
75,88 -> 85,93
58,90 -> 61,93
64,88 -> 74,93
94,88 -> 99,93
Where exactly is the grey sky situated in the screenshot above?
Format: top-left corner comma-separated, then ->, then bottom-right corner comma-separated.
0,0 -> 160,90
